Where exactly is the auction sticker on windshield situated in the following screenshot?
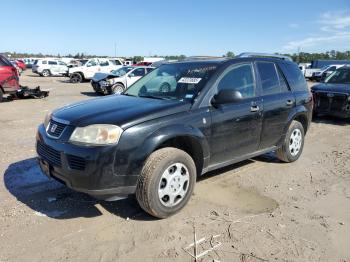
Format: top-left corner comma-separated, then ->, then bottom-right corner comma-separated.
178,77 -> 202,84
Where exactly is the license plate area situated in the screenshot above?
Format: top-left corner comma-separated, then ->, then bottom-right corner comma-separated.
39,159 -> 51,177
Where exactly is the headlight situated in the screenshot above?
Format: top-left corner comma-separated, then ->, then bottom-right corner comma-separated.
107,78 -> 115,85
69,124 -> 123,145
44,112 -> 52,129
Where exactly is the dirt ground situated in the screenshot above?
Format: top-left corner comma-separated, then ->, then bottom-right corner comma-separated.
0,71 -> 349,262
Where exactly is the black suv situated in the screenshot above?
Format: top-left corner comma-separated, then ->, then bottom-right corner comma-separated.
36,53 -> 312,218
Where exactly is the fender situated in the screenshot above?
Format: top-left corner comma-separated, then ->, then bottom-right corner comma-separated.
121,123 -> 210,176
141,124 -> 209,160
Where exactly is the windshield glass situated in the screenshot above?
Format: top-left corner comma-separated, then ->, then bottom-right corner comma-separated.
319,66 -> 329,71
123,63 -> 218,101
325,68 -> 350,84
111,66 -> 134,77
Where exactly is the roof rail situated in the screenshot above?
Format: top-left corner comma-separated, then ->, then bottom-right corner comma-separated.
237,52 -> 293,62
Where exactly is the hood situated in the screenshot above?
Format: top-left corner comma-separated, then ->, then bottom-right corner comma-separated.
311,83 -> 350,94
91,72 -> 116,82
52,95 -> 191,129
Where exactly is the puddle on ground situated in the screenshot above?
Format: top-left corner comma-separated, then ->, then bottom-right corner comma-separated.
195,180 -> 278,214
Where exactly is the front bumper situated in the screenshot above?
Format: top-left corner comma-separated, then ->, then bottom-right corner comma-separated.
91,80 -> 112,95
36,124 -> 137,200
313,92 -> 350,118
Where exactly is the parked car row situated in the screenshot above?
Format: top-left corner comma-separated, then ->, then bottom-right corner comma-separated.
300,59 -> 350,81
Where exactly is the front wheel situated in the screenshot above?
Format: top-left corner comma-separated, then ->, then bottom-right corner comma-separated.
276,120 -> 305,163
110,83 -> 124,94
136,147 -> 196,218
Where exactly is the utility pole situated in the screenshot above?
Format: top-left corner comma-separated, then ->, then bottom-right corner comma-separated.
114,42 -> 117,58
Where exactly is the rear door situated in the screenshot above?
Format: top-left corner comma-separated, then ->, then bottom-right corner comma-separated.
209,62 -> 263,164
58,61 -> 67,74
48,61 -> 58,74
256,61 -> 295,149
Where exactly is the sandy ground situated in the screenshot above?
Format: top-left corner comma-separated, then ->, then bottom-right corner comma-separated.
0,71 -> 349,262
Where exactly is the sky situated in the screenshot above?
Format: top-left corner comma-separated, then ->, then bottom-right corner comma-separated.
1,0 -> 350,57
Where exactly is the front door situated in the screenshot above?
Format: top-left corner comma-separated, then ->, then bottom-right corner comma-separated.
126,68 -> 146,87
209,63 -> 263,165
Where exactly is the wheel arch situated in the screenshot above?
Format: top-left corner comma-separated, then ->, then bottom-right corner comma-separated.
135,124 -> 210,176
277,108 -> 310,147
71,71 -> 85,79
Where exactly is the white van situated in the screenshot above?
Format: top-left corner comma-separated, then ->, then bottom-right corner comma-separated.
32,59 -> 68,77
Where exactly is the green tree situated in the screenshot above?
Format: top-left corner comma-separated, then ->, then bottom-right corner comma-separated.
225,51 -> 235,58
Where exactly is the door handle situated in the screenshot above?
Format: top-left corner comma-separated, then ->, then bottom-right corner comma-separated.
286,100 -> 294,106
250,105 -> 260,112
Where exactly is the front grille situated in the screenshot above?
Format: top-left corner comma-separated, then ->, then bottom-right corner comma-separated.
67,154 -> 86,170
47,119 -> 66,138
331,95 -> 348,111
37,141 -> 62,167
315,92 -> 349,112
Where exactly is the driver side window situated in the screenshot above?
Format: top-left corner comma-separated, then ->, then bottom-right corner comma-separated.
217,63 -> 255,98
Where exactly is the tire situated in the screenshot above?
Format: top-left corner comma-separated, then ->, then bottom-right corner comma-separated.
159,83 -> 171,92
110,83 -> 125,94
42,69 -> 50,77
276,120 -> 305,163
70,73 -> 83,83
136,147 -> 196,218
0,88 -> 3,103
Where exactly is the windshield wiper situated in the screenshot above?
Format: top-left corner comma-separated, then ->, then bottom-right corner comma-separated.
139,95 -> 168,100
123,93 -> 136,97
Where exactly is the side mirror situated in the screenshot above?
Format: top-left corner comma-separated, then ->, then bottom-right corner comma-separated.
129,73 -> 135,77
211,89 -> 242,106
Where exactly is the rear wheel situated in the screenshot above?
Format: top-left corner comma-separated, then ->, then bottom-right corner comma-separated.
70,73 -> 83,83
277,120 -> 305,163
42,69 -> 50,77
110,83 -> 125,94
136,147 -> 196,218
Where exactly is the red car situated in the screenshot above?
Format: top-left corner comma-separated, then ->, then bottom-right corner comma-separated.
16,60 -> 26,71
134,62 -> 152,66
0,55 -> 20,102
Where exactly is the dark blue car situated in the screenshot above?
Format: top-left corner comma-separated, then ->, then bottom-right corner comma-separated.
312,66 -> 350,118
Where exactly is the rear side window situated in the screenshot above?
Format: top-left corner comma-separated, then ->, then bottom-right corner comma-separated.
256,62 -> 280,95
111,59 -> 122,65
42,60 -> 47,64
279,62 -> 308,91
48,61 -> 57,65
100,61 -> 109,66
217,63 -> 255,98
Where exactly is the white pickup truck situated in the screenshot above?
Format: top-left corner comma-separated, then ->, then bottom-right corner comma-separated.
69,58 -> 123,83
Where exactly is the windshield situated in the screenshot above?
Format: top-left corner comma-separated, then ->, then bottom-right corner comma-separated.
123,63 -> 218,101
325,68 -> 350,84
111,66 -> 134,77
319,65 -> 329,71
